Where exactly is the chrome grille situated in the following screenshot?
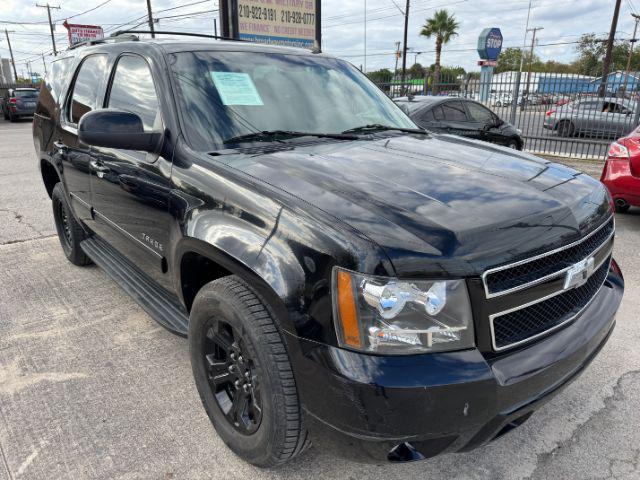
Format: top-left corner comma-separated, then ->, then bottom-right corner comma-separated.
483,217 -> 614,298
483,216 -> 615,352
490,256 -> 611,350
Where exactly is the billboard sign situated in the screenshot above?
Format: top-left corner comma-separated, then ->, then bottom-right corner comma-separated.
63,20 -> 104,46
477,27 -> 503,61
223,0 -> 320,50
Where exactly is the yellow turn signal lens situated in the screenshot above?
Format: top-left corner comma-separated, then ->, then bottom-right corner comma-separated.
336,270 -> 362,348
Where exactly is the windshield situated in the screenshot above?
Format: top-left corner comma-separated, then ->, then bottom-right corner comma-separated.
169,51 -> 417,151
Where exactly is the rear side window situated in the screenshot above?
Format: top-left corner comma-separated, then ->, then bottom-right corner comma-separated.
107,55 -> 160,131
46,57 -> 73,104
69,54 -> 107,124
441,101 -> 468,122
432,105 -> 445,121
418,108 -> 435,122
465,102 -> 494,124
576,101 -> 602,113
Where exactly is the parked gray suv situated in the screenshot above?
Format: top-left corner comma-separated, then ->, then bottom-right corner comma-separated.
2,87 -> 38,122
544,97 -> 637,138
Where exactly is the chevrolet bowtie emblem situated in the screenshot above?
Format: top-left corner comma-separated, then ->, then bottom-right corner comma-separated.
564,256 -> 596,290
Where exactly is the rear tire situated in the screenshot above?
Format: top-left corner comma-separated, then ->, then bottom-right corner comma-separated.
557,120 -> 575,137
189,276 -> 308,467
52,183 -> 92,266
615,203 -> 631,214
506,139 -> 520,150
8,111 -> 16,122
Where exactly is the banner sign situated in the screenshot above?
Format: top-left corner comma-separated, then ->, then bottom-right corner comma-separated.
63,21 -> 104,46
223,0 -> 321,50
477,27 -> 503,61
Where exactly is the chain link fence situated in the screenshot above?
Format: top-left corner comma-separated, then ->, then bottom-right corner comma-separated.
369,70 -> 640,160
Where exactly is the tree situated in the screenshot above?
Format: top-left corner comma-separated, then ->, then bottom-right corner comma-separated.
408,62 -> 425,78
420,9 -> 460,92
495,47 -> 538,73
572,33 -> 640,76
366,68 -> 393,84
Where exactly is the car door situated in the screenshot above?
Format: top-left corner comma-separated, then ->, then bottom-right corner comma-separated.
574,100 -> 603,136
439,100 -> 480,140
88,53 -> 173,289
603,101 -> 634,137
56,54 -> 108,224
464,101 -> 504,145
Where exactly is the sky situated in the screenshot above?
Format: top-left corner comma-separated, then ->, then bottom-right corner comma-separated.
0,0 -> 637,77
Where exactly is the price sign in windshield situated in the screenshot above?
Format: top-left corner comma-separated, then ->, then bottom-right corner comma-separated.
235,0 -> 319,49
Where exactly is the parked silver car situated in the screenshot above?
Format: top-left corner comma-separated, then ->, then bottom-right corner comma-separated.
543,97 -> 637,138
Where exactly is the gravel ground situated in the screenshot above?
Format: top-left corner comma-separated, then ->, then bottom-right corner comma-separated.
1,119 -> 639,480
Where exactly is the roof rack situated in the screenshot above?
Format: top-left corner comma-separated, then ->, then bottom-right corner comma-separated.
110,30 -> 244,42
67,34 -> 138,50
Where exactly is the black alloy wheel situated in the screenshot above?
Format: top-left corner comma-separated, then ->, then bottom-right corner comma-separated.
203,320 -> 263,434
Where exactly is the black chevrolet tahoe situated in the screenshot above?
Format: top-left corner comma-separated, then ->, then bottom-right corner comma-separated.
32,32 -> 623,467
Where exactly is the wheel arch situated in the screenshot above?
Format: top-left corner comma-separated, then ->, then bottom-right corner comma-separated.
40,158 -> 61,198
173,237 -> 295,332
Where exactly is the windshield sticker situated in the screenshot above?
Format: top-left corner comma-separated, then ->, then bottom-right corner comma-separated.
209,72 -> 263,106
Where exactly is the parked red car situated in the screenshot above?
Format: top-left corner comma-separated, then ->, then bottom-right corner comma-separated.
601,128 -> 640,212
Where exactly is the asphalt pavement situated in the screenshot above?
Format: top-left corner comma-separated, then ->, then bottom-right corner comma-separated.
1,119 -> 640,479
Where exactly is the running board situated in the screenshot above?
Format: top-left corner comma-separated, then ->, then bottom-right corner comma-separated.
80,236 -> 189,336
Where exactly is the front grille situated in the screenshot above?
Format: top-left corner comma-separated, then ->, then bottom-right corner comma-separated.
484,217 -> 614,297
491,257 -> 611,350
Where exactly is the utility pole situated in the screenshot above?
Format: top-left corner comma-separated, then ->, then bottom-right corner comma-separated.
524,27 -> 543,98
364,0 -> 367,73
401,0 -> 410,85
394,41 -> 401,77
622,13 -> 640,96
146,0 -> 156,38
510,0 -> 533,123
42,53 -> 48,75
3,29 -> 18,82
214,18 -> 218,36
36,4 -> 61,56
26,60 -> 31,82
599,0 -> 622,97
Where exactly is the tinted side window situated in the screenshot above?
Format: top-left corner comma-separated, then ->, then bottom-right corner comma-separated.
418,108 -> 435,122
576,101 -> 602,112
46,57 -> 73,104
466,102 -> 494,124
107,55 -> 160,131
441,101 -> 468,122
69,55 -> 107,124
432,105 -> 445,121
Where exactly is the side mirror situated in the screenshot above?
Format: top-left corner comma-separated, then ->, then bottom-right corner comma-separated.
78,109 -> 162,152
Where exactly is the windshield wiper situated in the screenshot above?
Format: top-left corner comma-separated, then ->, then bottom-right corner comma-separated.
223,130 -> 357,144
341,124 -> 426,135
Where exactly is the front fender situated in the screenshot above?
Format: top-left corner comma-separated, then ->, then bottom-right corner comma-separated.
168,156 -> 392,347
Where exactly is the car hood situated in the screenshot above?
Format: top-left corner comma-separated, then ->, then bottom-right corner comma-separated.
216,134 -> 611,277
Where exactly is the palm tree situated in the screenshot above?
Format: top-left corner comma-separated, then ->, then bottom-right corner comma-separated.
420,10 -> 460,92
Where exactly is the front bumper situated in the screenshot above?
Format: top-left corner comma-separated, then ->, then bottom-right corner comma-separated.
287,265 -> 623,463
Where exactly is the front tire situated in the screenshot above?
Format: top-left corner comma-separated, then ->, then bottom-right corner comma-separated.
52,183 -> 91,266
189,276 -> 308,467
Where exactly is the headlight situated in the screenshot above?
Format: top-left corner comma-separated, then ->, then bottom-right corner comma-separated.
332,268 -> 474,354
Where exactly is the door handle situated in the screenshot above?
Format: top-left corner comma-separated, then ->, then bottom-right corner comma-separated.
53,140 -> 67,155
89,160 -> 110,176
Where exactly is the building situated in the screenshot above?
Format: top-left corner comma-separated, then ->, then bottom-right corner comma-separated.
0,57 -> 14,84
490,71 -> 595,94
583,71 -> 640,95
